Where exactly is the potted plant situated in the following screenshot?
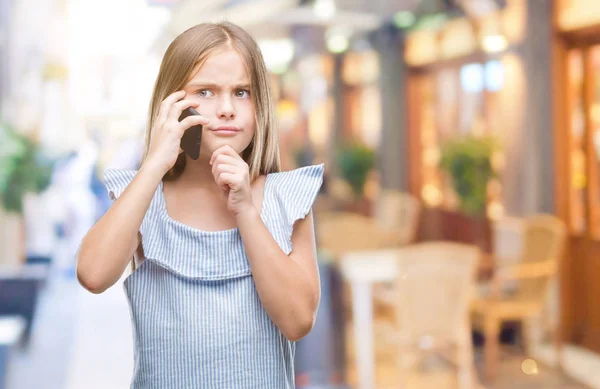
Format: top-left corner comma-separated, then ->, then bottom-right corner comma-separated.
336,142 -> 375,215
437,134 -> 499,252
0,121 -> 54,266
439,134 -> 498,216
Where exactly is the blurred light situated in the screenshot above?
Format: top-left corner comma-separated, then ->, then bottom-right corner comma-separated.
482,34 -> 508,53
484,60 -> 504,91
423,147 -> 440,167
67,0 -> 170,57
276,99 -> 299,133
258,39 -> 295,74
592,103 -> 600,123
487,201 -> 504,220
460,63 -> 484,93
326,34 -> 349,54
521,358 -> 538,375
326,26 -> 351,54
393,11 -> 415,29
422,184 -> 442,207
313,0 -> 336,20
491,151 -> 505,171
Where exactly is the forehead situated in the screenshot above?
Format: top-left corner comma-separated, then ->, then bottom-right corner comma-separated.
187,48 -> 250,85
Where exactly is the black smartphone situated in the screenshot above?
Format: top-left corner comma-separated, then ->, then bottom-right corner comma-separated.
178,107 -> 203,160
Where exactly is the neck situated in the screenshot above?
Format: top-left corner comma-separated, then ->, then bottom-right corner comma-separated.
177,154 -> 216,189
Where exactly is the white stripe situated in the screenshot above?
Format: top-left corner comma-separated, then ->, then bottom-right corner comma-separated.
105,164 -> 324,388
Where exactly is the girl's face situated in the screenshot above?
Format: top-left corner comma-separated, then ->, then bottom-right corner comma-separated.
183,48 -> 255,159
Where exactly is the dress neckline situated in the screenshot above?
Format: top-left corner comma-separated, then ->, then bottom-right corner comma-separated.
157,173 -> 271,235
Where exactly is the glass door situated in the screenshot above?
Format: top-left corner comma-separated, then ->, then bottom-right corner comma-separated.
567,49 -> 588,234
586,45 -> 600,238
565,44 -> 600,238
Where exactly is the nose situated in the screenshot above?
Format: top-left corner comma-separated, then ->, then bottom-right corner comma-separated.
216,96 -> 236,120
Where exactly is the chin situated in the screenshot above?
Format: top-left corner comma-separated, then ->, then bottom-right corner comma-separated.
207,138 -> 251,155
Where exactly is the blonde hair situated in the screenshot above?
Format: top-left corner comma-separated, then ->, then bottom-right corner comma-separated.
143,21 -> 281,181
132,22 -> 281,272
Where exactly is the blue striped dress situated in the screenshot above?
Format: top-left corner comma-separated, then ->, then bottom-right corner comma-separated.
103,163 -> 324,389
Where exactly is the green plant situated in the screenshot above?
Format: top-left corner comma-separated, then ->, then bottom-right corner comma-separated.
292,144 -> 314,168
336,142 -> 375,198
0,121 -> 55,213
439,134 -> 498,216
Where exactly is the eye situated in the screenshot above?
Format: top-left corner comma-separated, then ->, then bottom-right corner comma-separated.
235,89 -> 250,98
197,89 -> 214,97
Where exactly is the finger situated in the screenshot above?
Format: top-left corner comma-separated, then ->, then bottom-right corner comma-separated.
212,163 -> 238,183
211,154 -> 239,168
168,99 -> 200,123
217,172 -> 237,189
210,145 -> 241,165
179,114 -> 209,131
156,90 -> 185,129
211,156 -> 239,180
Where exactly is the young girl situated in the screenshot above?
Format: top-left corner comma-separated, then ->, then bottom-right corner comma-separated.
76,22 -> 324,388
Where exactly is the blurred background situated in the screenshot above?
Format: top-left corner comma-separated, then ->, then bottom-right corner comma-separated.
1,0 -> 599,388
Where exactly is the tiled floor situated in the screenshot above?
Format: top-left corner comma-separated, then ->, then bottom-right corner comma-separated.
478,354 -> 587,389
5,270 -> 133,389
4,272 -> 81,389
3,270 -> 593,389
344,354 -> 589,389
343,329 -> 590,389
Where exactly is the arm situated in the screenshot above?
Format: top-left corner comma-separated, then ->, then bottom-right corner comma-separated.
76,165 -> 162,293
210,145 -> 321,341
488,260 -> 557,298
77,90 -> 209,294
237,207 -> 320,342
496,260 -> 557,279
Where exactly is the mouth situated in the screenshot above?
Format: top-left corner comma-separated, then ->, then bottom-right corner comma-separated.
210,126 -> 241,136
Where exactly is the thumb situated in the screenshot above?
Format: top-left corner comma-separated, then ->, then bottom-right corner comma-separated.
221,184 -> 230,196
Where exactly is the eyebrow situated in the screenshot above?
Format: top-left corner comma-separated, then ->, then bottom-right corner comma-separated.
185,82 -> 251,90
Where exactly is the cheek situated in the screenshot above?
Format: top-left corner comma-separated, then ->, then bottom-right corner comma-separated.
240,102 -> 255,129
195,100 -> 217,116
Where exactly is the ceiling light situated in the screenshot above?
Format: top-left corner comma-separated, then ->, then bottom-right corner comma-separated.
258,39 -> 295,74
313,0 -> 336,20
326,35 -> 349,54
482,34 -> 508,53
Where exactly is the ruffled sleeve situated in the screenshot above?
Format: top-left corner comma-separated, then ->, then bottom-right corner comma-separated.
103,168 -> 157,269
103,169 -> 138,200
266,163 -> 324,255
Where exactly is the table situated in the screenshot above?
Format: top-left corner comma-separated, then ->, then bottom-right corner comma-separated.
0,264 -> 48,346
0,315 -> 25,389
339,248 -> 494,389
339,249 -> 401,389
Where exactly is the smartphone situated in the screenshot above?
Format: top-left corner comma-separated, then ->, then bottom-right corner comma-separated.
178,107 -> 203,160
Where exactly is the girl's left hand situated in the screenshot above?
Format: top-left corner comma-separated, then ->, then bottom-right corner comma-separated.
210,145 -> 255,217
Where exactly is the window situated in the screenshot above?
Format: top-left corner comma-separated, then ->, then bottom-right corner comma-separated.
416,59 -> 506,217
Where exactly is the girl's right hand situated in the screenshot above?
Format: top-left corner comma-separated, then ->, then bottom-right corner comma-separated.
143,90 -> 210,175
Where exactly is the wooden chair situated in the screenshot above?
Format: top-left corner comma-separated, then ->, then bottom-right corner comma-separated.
374,190 -> 421,246
315,211 -> 402,262
470,214 -> 567,381
477,216 -> 526,298
371,191 -> 422,317
378,242 -> 480,389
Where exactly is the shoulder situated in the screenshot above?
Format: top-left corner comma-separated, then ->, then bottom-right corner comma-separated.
263,164 -> 324,255
266,163 -> 325,217
266,163 -> 324,185
103,168 -> 138,199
